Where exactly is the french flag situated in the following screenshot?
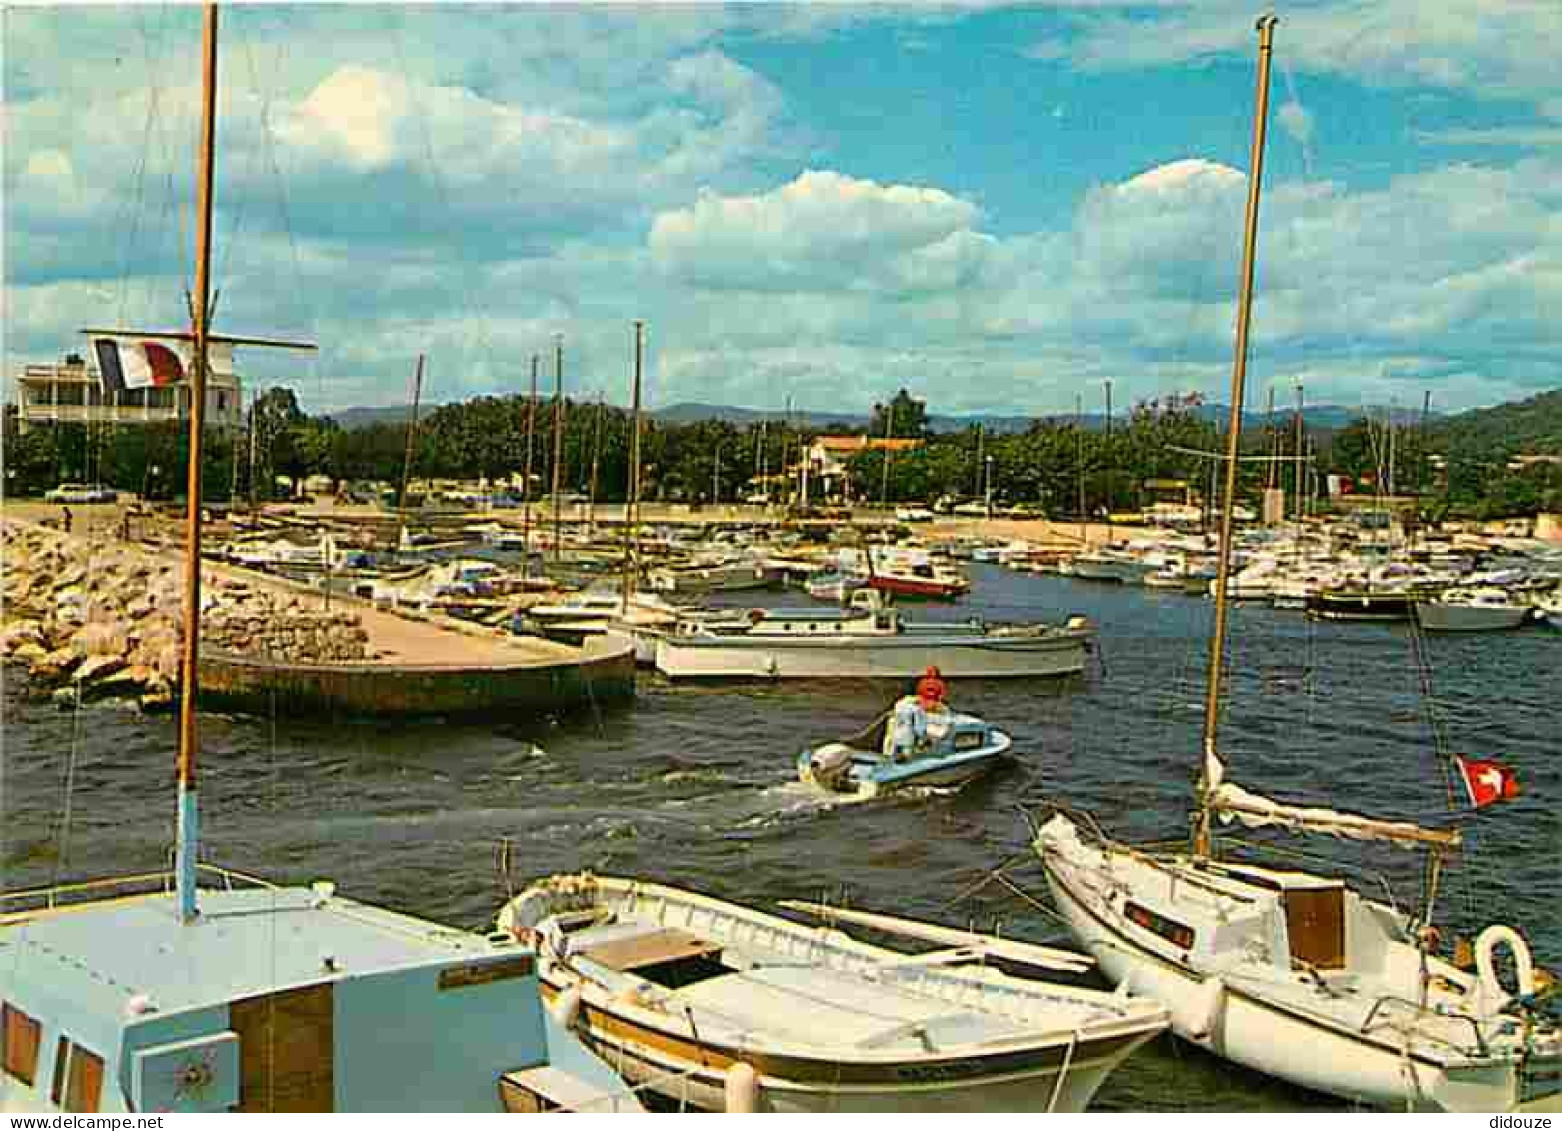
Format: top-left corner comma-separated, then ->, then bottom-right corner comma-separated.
93,336 -> 187,392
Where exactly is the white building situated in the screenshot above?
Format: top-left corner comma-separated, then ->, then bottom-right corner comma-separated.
13,350 -> 244,433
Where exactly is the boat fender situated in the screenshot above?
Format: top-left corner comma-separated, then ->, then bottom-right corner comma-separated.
724,1062 -> 759,1113
549,984 -> 582,1031
1185,976 -> 1225,1044
1476,925 -> 1535,1013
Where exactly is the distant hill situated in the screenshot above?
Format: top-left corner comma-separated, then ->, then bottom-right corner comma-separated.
326,397 -> 1444,434
328,404 -> 423,429
1426,388 -> 1562,456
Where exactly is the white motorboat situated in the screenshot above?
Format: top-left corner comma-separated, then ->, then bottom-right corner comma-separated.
1034,19 -> 1560,1114
799,699 -> 1012,798
1070,547 -> 1156,585
1415,586 -> 1532,632
522,587 -> 694,663
653,589 -> 1092,680
802,568 -> 865,602
495,874 -> 1167,1112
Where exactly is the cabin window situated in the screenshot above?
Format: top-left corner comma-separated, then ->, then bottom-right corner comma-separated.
1124,901 -> 1195,950
49,1037 -> 105,1112
1,1002 -> 42,1085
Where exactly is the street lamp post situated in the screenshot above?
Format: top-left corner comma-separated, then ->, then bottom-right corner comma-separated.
985,455 -> 994,519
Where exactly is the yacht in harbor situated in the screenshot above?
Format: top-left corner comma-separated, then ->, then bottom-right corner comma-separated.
652,588 -> 1092,679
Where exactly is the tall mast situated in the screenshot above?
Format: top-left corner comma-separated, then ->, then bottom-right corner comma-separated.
1194,14 -> 1278,858
551,335 -> 564,563
175,3 -> 219,924
1294,380 -> 1305,523
522,353 -> 538,574
1076,393 -> 1086,544
397,354 -> 425,519
622,321 -> 644,605
588,391 -> 604,532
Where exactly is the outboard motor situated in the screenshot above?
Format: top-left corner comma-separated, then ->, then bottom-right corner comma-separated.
806,743 -> 855,792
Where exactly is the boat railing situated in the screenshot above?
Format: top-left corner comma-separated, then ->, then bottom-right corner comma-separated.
1360,993 -> 1488,1057
0,862 -> 279,919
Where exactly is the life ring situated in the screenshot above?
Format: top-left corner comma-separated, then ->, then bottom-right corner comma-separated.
1475,924 -> 1535,1010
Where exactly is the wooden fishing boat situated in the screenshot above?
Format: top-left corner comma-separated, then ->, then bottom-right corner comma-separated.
496,874 -> 1168,1112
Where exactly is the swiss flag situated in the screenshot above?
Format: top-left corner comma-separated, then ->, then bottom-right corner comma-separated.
1455,756 -> 1521,809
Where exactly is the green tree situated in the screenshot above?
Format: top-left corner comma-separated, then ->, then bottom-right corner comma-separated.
870,389 -> 929,439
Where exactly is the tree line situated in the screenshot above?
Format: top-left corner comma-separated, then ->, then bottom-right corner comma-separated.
5,385 -> 1558,520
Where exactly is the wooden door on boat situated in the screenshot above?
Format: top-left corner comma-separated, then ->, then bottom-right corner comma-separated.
1284,886 -> 1345,969
230,984 -> 334,1111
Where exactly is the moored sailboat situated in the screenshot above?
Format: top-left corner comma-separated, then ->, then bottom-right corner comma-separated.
1032,17 -> 1559,1113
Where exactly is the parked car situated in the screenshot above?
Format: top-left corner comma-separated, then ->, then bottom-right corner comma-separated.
44,483 -> 116,504
894,506 -> 934,522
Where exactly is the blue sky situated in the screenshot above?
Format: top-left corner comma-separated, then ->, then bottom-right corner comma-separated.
5,2 -> 1559,418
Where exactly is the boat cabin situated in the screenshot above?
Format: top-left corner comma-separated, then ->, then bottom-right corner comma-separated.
0,878 -> 630,1113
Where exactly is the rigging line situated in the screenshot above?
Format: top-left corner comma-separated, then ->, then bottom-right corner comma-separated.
1276,54 -> 1315,181
389,15 -> 506,383
52,680 -> 85,888
112,9 -> 164,330
240,17 -> 321,401
142,3 -> 194,320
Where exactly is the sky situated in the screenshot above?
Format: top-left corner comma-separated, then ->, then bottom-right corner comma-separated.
4,1 -> 1559,419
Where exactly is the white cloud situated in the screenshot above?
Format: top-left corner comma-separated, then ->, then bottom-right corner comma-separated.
1030,0 -> 1562,108
650,170 -> 985,292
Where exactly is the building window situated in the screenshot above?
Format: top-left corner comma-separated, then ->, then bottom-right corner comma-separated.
2,1002 -> 42,1085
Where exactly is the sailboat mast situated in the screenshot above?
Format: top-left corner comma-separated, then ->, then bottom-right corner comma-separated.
1294,380 -> 1305,523
175,2 -> 219,923
588,392 -> 604,532
522,353 -> 538,573
551,334 -> 564,563
622,320 -> 644,606
1195,14 -> 1278,858
397,354 -> 424,516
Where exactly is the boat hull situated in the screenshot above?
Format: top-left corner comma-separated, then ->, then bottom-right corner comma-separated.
654,630 -> 1089,680
1039,833 -> 1560,1112
867,575 -> 969,600
797,733 -> 1011,795
1415,602 -> 1530,632
503,875 -> 1167,1114
1306,589 -> 1431,622
539,996 -> 1139,1113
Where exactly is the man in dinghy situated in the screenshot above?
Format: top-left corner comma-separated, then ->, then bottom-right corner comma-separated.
885,666 -> 950,761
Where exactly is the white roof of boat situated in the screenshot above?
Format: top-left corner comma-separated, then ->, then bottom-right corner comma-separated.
0,885 -> 506,1018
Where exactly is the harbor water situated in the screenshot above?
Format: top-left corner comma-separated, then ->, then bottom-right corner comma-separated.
3,564 -> 1556,1111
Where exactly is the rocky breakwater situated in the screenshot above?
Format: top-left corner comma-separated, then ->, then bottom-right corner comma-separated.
2,521 -> 367,711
